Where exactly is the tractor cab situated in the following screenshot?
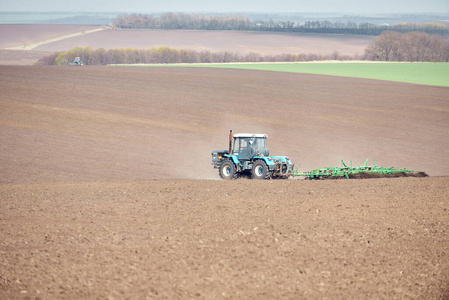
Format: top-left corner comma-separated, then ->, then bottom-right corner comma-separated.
231,133 -> 269,160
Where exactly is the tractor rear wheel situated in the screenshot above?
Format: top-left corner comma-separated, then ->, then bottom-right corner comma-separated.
220,161 -> 237,180
252,160 -> 269,180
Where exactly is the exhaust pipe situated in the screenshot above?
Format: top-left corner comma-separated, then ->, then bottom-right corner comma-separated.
229,130 -> 233,155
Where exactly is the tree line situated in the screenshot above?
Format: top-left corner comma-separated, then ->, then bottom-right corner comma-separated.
113,13 -> 449,36
115,13 -> 251,30
37,31 -> 449,65
253,20 -> 448,36
43,46 -> 355,66
365,31 -> 449,61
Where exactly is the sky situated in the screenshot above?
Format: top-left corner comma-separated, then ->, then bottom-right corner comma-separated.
1,0 -> 448,14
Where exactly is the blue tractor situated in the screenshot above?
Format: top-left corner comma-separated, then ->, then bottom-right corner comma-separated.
211,130 -> 295,180
67,57 -> 83,66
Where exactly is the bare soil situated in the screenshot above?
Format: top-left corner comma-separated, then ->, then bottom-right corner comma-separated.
1,178 -> 448,299
0,25 -> 104,65
0,50 -> 52,65
0,24 -> 102,49
30,29 -> 373,56
0,65 -> 448,299
0,66 -> 447,182
0,25 -> 374,65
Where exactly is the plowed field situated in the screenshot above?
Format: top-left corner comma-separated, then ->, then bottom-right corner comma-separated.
1,178 -> 448,299
30,29 -> 373,56
1,66 -> 448,182
0,24 -> 374,65
0,24 -> 102,49
1,65 -> 448,299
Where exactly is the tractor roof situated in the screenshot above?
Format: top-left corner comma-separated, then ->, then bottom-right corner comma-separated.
233,133 -> 267,138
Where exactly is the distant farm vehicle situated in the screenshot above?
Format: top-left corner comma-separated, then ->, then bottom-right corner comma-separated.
211,130 -> 427,180
211,130 -> 295,180
66,57 -> 83,66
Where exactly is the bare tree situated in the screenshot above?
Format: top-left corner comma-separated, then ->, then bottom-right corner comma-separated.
365,31 -> 449,61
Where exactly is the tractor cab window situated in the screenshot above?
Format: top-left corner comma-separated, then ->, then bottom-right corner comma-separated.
240,138 -> 248,149
252,137 -> 266,148
233,138 -> 249,154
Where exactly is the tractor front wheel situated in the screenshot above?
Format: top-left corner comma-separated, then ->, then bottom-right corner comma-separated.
220,161 -> 237,180
252,160 -> 270,180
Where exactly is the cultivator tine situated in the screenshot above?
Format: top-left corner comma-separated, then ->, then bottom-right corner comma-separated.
364,158 -> 369,167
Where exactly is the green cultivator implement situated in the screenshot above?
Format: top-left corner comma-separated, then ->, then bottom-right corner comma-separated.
293,159 -> 427,180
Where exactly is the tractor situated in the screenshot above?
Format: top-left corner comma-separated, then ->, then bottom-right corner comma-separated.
211,130 -> 295,180
67,57 -> 83,66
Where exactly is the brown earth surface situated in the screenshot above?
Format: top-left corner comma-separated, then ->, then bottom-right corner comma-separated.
30,29 -> 373,56
1,65 -> 448,299
0,25 -> 103,49
0,50 -> 53,65
0,25 -> 374,65
0,25 -> 104,65
1,178 -> 448,299
1,66 -> 448,182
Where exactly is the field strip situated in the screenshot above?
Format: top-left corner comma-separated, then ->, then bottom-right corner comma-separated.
6,27 -> 106,50
196,62 -> 449,87
121,62 -> 449,87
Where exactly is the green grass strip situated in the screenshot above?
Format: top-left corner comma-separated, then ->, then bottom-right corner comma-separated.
127,62 -> 449,87
197,62 -> 449,87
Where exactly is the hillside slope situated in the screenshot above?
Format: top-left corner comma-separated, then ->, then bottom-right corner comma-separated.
0,66 -> 448,182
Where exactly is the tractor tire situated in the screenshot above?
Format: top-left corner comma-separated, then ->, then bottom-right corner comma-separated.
252,160 -> 270,180
220,161 -> 237,180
